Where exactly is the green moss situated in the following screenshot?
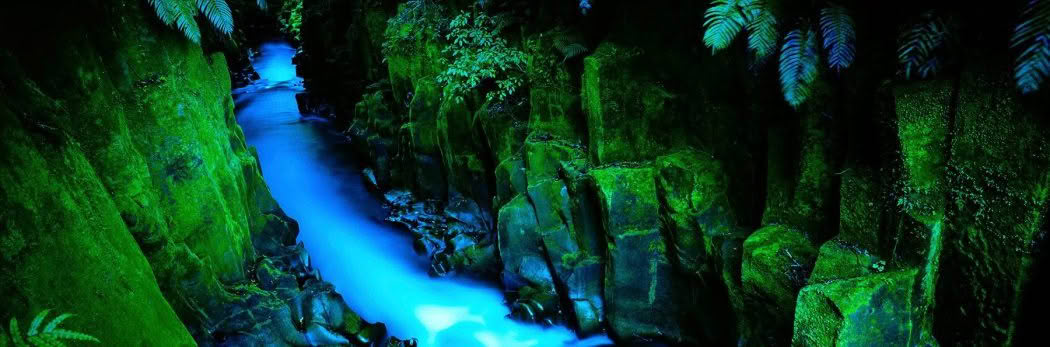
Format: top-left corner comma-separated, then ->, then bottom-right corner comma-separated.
793,269 -> 919,346
935,74 -> 1050,345
383,1 -> 448,103
893,81 -> 952,224
581,43 -> 680,164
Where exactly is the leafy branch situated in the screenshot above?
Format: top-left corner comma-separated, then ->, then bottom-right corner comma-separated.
436,11 -> 527,103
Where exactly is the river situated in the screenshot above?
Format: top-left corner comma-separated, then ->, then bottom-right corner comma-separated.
234,41 -> 612,347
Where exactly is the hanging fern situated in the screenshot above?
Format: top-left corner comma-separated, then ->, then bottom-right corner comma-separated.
1012,0 -> 1050,94
779,29 -> 820,108
557,43 -> 590,62
820,6 -> 856,71
746,4 -> 778,60
5,310 -> 99,346
147,0 -> 265,43
898,12 -> 949,79
197,0 -> 234,35
704,0 -> 748,53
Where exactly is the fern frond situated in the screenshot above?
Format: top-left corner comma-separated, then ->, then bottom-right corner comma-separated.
147,0 -> 177,25
820,6 -> 856,71
898,13 -> 948,79
196,0 -> 234,35
27,310 -> 49,337
779,29 -> 820,108
704,0 -> 748,53
256,0 -> 267,10
41,314 -> 71,334
745,2 -> 778,60
45,330 -> 98,343
27,335 -> 64,347
1012,0 -> 1050,94
558,43 -> 589,62
174,0 -> 202,43
10,319 -> 27,347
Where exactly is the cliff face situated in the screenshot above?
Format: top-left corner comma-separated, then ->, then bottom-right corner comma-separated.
295,0 -> 1050,345
0,1 -> 369,345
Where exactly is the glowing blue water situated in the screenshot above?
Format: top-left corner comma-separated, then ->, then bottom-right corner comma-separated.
234,42 -> 612,347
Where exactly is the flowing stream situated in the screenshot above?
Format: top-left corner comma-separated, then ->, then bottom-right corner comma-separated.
234,41 -> 612,347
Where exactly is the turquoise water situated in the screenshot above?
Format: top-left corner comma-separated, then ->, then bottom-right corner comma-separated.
234,41 -> 612,347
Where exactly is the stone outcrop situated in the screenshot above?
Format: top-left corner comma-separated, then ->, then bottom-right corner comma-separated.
0,1 -> 405,345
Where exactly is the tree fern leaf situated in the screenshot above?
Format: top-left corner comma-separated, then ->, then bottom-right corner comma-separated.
898,13 -> 948,79
27,310 -> 49,337
745,3 -> 778,60
704,0 -> 747,53
173,0 -> 202,43
45,330 -> 98,343
1012,0 -> 1050,93
41,315 -> 71,334
10,319 -> 27,347
779,29 -> 820,108
256,0 -> 267,10
147,0 -> 177,25
196,0 -> 234,35
558,43 -> 589,62
27,335 -> 64,347
820,6 -> 856,71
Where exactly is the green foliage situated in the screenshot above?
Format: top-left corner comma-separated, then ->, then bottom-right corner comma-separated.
819,6 -> 856,71
436,11 -> 527,103
779,29 -> 820,108
1012,0 -> 1050,94
747,5 -> 778,60
146,0 -> 265,43
898,12 -> 950,79
703,0 -> 748,52
704,0 -> 776,59
279,0 -> 303,41
382,0 -> 447,56
4,310 -> 99,346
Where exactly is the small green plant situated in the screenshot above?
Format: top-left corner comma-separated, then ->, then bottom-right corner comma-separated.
436,11 -> 527,103
280,0 -> 303,41
146,0 -> 267,43
4,310 -> 99,346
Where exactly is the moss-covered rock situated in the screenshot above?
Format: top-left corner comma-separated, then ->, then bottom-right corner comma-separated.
654,149 -> 735,275
590,166 -> 683,342
793,269 -> 920,346
581,43 -> 680,164
0,0 -> 296,343
740,225 -> 818,343
933,74 -> 1050,345
383,1 -> 448,104
497,195 -> 554,291
524,30 -> 585,140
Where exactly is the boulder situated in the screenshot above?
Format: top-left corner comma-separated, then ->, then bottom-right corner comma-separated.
793,269 -> 920,346
589,167 -> 682,342
740,225 -> 818,343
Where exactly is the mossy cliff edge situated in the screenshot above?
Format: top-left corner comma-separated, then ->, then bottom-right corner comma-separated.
0,1 -> 393,346
295,0 -> 1050,345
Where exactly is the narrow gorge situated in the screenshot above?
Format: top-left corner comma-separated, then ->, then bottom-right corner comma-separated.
2,0 -> 1049,346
